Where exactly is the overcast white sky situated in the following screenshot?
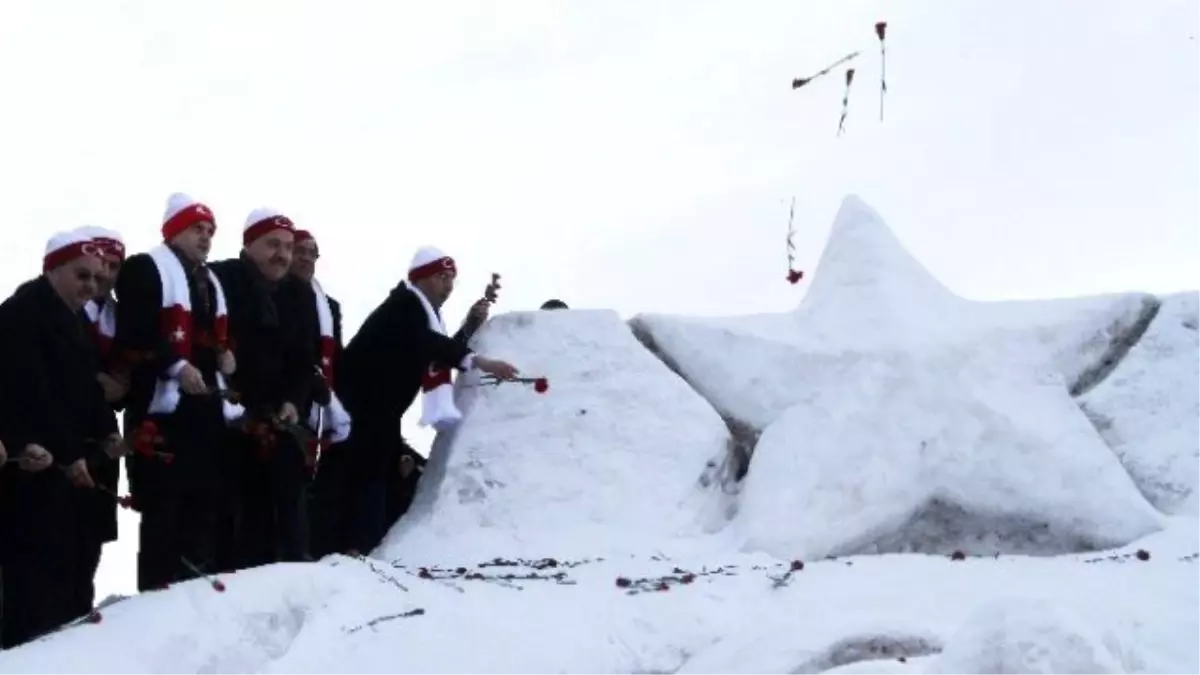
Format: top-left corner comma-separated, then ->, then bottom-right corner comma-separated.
1,0 -> 1197,597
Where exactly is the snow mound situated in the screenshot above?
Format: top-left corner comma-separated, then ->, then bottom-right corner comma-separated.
0,563 -> 354,674
631,196 -> 1156,439
929,597 -> 1126,673
736,348 -> 1165,560
378,309 -> 733,564
1080,292 -> 1200,515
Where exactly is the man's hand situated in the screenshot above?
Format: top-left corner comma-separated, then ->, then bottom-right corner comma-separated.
0,440 -> 7,469
467,298 -> 490,325
217,349 -> 237,377
475,356 -> 519,380
179,362 -> 207,395
97,372 -> 130,404
19,444 -> 53,472
398,454 -> 416,479
277,402 -> 299,426
102,432 -> 130,459
64,458 -> 95,489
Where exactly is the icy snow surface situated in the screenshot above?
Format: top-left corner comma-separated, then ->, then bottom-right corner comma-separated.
0,195 -> 1195,674
1079,292 -> 1200,515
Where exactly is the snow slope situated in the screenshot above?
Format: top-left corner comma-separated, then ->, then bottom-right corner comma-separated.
1080,292 -> 1200,515
378,308 -> 734,564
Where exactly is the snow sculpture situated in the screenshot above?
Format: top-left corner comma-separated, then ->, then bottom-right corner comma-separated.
637,196 -> 1165,558
379,308 -> 732,563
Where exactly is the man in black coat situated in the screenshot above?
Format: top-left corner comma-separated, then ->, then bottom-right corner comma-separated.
288,229 -> 355,558
337,245 -> 517,555
70,226 -> 130,618
210,207 -> 317,568
113,193 -> 242,592
0,230 -> 125,648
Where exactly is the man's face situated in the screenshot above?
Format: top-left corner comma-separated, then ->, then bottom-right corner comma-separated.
246,229 -> 295,282
171,221 -> 216,264
49,255 -> 102,311
424,270 -> 456,308
94,254 -> 121,298
291,238 -> 318,282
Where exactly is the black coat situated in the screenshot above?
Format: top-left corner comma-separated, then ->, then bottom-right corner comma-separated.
0,277 -> 117,563
210,255 -> 316,418
76,306 -> 121,544
113,248 -> 229,493
337,282 -> 472,468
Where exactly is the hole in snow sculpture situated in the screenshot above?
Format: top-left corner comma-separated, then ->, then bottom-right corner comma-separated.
376,308 -> 734,564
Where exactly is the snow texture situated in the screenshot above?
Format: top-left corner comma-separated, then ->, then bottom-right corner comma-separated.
378,308 -> 734,564
929,597 -> 1126,673
1079,292 -> 1200,515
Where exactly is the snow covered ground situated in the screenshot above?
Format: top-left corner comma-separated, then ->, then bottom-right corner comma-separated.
1,195 -> 1195,673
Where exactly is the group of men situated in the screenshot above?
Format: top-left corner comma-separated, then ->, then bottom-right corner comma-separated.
0,193 -> 520,649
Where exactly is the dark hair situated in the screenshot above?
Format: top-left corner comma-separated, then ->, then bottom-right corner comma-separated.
540,299 -> 568,310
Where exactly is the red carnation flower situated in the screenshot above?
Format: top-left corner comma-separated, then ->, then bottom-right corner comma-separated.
87,610 -> 103,624
212,579 -> 227,592
533,378 -> 549,394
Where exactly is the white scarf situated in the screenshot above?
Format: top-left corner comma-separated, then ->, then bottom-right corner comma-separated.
84,298 -> 117,338
406,280 -> 463,430
305,278 -> 352,443
83,297 -> 117,351
146,244 -> 245,422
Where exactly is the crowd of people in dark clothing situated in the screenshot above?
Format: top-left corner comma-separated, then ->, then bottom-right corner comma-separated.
0,193 -> 522,649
